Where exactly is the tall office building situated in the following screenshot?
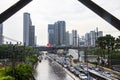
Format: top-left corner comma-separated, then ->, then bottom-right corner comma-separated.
69,33 -> 73,46
90,31 -> 96,47
54,22 -> 59,46
85,30 -> 103,47
0,24 -> 3,45
48,24 -> 55,46
29,25 -> 35,46
98,31 -> 103,37
79,36 -> 85,47
72,30 -> 77,46
66,31 -> 70,46
54,21 -> 66,46
23,12 -> 35,46
85,33 -> 90,47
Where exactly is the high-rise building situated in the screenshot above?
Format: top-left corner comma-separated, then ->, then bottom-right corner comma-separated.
23,12 -> 35,46
79,36 -> 85,47
69,33 -> 73,46
54,21 -> 66,46
29,25 -> 35,46
98,31 -> 103,37
66,31 -> 70,46
90,31 -> 96,47
48,24 -> 54,46
72,30 -> 77,46
85,29 -> 103,47
85,33 -> 90,47
0,24 -> 3,45
54,22 -> 59,46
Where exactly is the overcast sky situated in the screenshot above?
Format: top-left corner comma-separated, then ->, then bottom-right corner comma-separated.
0,0 -> 120,45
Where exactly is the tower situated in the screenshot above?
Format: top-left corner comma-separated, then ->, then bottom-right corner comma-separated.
23,12 -> 35,46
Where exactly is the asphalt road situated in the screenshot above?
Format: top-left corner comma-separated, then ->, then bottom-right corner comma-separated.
34,57 -> 77,80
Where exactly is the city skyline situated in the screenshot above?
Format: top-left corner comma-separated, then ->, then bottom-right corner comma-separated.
0,0 -> 120,45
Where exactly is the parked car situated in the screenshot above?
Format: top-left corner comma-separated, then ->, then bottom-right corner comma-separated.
79,73 -> 87,80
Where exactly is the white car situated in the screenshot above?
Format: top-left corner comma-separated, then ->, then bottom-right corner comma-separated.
102,71 -> 113,77
79,73 -> 87,80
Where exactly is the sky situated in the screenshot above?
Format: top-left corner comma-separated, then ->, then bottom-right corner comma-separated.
0,0 -> 120,45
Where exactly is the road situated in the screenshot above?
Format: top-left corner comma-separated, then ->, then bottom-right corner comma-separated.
34,56 -> 78,80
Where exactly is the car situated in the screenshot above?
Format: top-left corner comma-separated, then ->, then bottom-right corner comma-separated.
69,67 -> 75,73
79,73 -> 87,80
74,70 -> 80,76
102,71 -> 113,77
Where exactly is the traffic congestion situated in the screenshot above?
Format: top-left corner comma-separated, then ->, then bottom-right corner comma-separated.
46,53 -> 119,80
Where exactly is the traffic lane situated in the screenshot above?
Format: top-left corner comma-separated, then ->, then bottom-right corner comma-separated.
34,58 -> 75,80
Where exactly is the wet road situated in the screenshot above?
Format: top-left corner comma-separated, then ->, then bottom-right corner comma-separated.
34,57 -> 76,80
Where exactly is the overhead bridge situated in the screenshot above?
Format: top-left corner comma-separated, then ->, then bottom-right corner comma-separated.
35,46 -> 94,51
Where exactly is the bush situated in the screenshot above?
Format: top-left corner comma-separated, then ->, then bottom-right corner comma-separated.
26,56 -> 38,65
15,63 -> 34,80
0,76 -> 15,80
5,67 -> 12,76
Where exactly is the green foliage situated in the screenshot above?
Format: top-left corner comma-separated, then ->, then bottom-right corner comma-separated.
0,45 -> 38,80
5,67 -> 12,76
15,63 -> 34,80
26,56 -> 38,65
0,76 -> 15,80
0,67 -> 14,80
0,68 -> 5,77
111,51 -> 120,59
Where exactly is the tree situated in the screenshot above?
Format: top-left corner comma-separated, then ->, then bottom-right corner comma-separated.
15,63 -> 34,80
96,36 -> 106,58
115,36 -> 120,51
104,35 -> 115,67
96,35 -> 115,67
